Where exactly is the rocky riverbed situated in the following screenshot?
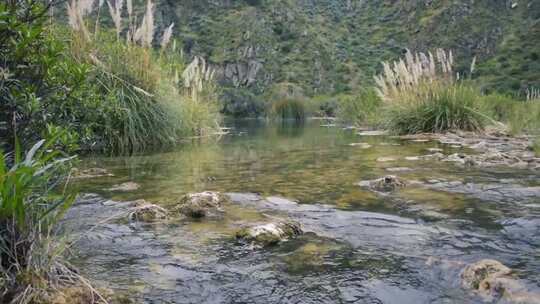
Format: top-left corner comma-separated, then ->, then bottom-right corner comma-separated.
67,120 -> 540,303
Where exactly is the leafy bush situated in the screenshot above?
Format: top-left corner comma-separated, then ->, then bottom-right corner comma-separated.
265,83 -> 306,121
336,89 -> 381,126
0,2 -> 101,151
269,99 -> 306,121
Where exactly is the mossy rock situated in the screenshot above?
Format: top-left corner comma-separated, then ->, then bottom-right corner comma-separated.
358,175 -> 406,192
461,259 -> 512,291
174,191 -> 229,218
236,221 -> 303,246
128,200 -> 168,222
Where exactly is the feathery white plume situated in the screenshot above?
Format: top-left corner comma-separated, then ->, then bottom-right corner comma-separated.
160,23 -> 174,50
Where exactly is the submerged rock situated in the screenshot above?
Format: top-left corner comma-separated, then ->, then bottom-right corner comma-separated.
349,142 -> 372,149
128,200 -> 168,222
405,153 -> 445,161
72,167 -> 113,179
108,182 -> 140,192
376,157 -> 397,162
443,153 -> 476,166
174,191 -> 228,218
461,259 -> 540,303
358,175 -> 406,192
236,221 -> 303,246
461,259 -> 512,291
385,167 -> 413,173
357,130 -> 388,136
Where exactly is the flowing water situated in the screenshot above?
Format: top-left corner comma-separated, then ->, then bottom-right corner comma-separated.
65,119 -> 540,303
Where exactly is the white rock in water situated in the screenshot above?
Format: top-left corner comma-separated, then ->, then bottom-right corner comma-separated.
349,143 -> 372,149
376,157 -> 397,162
357,130 -> 388,136
108,182 -> 140,192
236,221 -> 303,246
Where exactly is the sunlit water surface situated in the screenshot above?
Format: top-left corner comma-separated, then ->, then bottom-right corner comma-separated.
65,120 -> 540,304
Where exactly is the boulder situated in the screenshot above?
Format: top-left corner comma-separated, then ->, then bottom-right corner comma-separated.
358,175 -> 406,192
460,259 -> 540,303
128,200 -> 168,222
236,221 -> 303,246
174,191 -> 228,218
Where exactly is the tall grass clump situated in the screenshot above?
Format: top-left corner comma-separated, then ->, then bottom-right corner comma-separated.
336,89 -> 381,126
375,49 -> 486,134
479,92 -> 540,135
0,136 -> 104,303
65,0 -> 220,152
266,83 -> 306,121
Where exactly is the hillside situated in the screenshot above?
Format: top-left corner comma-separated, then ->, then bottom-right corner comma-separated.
132,0 -> 538,113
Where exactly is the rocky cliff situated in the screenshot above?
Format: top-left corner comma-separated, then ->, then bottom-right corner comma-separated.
151,0 -> 538,98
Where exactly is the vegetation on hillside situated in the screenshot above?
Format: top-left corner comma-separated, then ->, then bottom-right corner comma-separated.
151,0 -> 539,116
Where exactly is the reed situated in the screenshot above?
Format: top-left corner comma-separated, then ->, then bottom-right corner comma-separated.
65,0 -> 220,152
0,136 -> 105,303
375,49 -> 485,134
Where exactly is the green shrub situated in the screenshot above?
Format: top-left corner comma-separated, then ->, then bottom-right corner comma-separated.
269,99 -> 306,121
506,101 -> 540,135
479,93 -> 540,135
0,2 -> 101,151
265,83 -> 306,121
532,138 -> 540,158
336,89 -> 381,126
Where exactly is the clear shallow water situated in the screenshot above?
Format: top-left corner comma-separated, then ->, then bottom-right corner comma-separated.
66,119 -> 540,303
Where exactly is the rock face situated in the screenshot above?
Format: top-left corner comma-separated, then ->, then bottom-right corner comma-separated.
461,259 -> 540,303
174,191 -> 228,218
358,175 -> 406,193
236,221 -> 303,246
128,200 -> 168,222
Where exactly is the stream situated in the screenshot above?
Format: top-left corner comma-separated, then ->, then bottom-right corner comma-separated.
64,119 -> 540,303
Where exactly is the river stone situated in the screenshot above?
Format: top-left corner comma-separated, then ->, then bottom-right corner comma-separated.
376,157 -> 397,162
128,201 -> 168,222
236,221 -> 303,246
72,167 -> 114,179
357,130 -> 388,136
349,142 -> 372,149
108,182 -> 140,192
174,191 -> 228,218
385,167 -> 413,172
462,259 -> 512,292
461,259 -> 540,303
358,175 -> 406,192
